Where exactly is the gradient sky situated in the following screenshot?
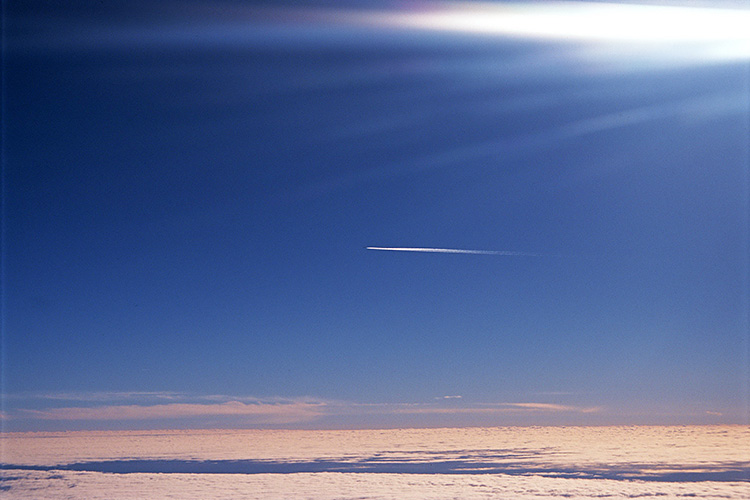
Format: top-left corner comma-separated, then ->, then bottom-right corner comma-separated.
2,0 -> 749,431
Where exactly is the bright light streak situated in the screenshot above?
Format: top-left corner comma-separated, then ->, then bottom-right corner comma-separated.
368,2 -> 750,43
366,247 -> 541,256
356,1 -> 750,61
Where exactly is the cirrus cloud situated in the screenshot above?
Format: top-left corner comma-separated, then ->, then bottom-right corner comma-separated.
3,392 -> 607,430
18,400 -> 325,424
393,402 -> 602,415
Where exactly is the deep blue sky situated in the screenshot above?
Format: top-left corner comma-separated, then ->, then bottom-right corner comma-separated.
2,0 -> 749,430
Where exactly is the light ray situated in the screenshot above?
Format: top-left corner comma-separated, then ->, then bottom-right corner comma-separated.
361,1 -> 750,43
353,1 -> 750,63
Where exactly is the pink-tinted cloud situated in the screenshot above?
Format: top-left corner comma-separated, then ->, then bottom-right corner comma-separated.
7,393 -> 605,430
9,391 -> 186,402
505,403 -> 602,413
393,403 -> 602,415
19,401 -> 325,423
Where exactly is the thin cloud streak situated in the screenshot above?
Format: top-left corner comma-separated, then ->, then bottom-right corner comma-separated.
5,396 -> 597,423
306,93 -> 745,200
393,403 -> 602,415
367,247 -> 541,256
17,393 -> 737,428
5,391 -> 187,402
18,401 -> 325,423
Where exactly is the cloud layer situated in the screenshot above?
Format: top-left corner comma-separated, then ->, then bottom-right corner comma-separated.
3,426 -> 748,499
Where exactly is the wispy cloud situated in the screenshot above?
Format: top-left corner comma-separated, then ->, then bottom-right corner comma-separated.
308,91 -> 746,199
5,391 -> 187,402
530,391 -> 583,396
503,403 -> 602,413
554,94 -> 746,140
367,247 -> 541,256
18,401 -> 325,423
4,392 -> 605,429
3,393 -> 330,425
395,402 -> 602,415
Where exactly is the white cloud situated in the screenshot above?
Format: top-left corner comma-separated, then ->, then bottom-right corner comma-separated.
5,466 -> 749,500
4,426 -> 749,498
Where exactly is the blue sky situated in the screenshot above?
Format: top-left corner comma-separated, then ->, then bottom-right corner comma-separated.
2,0 -> 749,431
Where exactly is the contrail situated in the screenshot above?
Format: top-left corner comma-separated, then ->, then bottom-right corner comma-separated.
366,247 -> 541,256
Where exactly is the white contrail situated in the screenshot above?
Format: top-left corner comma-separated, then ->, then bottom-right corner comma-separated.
366,247 -> 541,256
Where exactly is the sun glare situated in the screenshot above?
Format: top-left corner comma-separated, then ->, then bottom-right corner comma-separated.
364,1 -> 750,61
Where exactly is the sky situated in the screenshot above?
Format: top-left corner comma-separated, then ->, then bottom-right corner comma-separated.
2,0 -> 749,431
